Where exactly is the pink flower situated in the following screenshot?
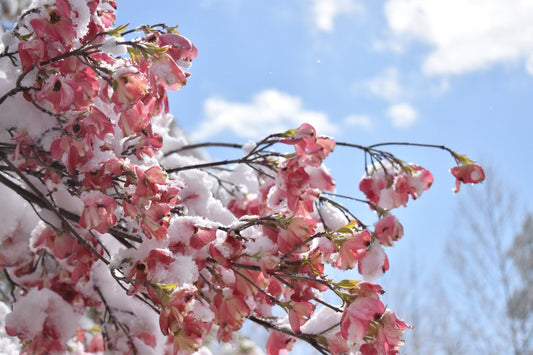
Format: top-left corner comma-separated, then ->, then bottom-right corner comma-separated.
277,216 -> 316,255
133,165 -> 167,200
336,230 -> 371,270
377,310 -> 411,351
306,165 -> 336,192
278,158 -> 310,212
288,300 -> 315,333
281,123 -> 336,166
18,38 -> 48,72
68,242 -> 101,283
189,226 -> 217,249
141,203 -> 171,240
159,286 -> 197,335
266,330 -> 296,355
82,165 -> 114,191
150,54 -> 189,90
5,288 -> 77,354
158,33 -> 198,62
33,226 -> 76,259
73,107 -> 113,143
325,331 -> 350,355
208,233 -> 243,268
30,0 -> 77,44
373,215 -> 404,246
341,296 -> 385,343
450,163 -> 485,192
118,101 -> 150,136
79,192 -> 118,233
359,173 -> 389,207
112,71 -> 148,105
159,287 -> 212,354
406,164 -> 434,199
37,74 -> 77,112
87,332 -> 104,352
228,196 -> 261,218
361,310 -> 412,355
359,162 -> 433,210
213,293 -> 250,339
50,135 -> 92,173
128,249 -> 174,298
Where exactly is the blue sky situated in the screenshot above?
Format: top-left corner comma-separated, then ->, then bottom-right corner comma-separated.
117,0 -> 533,351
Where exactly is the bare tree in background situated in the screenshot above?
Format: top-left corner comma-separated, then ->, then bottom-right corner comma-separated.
383,247 -> 472,355
506,214 -> 533,354
1,0 -> 29,21
438,169 -> 532,354
386,169 -> 533,355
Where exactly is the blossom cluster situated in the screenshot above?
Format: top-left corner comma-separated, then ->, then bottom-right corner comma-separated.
0,1 -> 484,355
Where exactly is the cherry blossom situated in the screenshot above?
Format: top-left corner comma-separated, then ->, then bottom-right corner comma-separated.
450,163 -> 486,192
79,192 -> 118,233
374,214 -> 404,247
359,161 -> 433,210
0,1 -> 485,354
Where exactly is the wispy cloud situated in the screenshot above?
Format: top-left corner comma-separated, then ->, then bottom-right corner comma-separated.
360,67 -> 420,128
365,67 -> 405,101
192,90 -> 339,141
311,0 -> 364,33
384,0 -> 533,76
386,103 -> 418,127
344,114 -> 373,131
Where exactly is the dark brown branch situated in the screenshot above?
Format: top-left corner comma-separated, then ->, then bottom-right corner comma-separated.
0,155 -> 109,265
247,315 -> 329,355
0,169 -> 142,247
164,142 -> 243,156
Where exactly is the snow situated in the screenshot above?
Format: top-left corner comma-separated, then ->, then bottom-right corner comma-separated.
101,36 -> 128,55
91,262 -> 167,354
300,305 -> 341,335
359,241 -> 387,282
244,233 -> 277,257
0,302 -> 20,354
317,201 -> 350,231
0,55 -> 56,142
190,299 -> 214,323
5,288 -> 78,342
69,0 -> 90,40
194,347 -> 213,355
160,254 -> 199,285
178,170 -> 237,225
0,184 -> 38,267
242,140 -> 257,155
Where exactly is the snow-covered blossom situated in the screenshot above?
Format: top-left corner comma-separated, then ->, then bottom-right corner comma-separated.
0,1 -> 482,354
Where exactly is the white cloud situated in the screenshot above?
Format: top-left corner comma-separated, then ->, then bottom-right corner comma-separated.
311,0 -> 364,33
365,67 -> 404,101
344,114 -> 373,130
192,90 -> 339,141
526,55 -> 533,76
386,103 -> 418,127
384,0 -> 533,76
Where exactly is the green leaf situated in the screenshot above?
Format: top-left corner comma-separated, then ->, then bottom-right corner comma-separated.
165,25 -> 180,34
334,279 -> 360,289
107,24 -> 129,37
89,325 -> 101,333
280,128 -> 297,138
452,152 -> 475,165
141,43 -> 169,55
127,47 -> 142,63
20,33 -> 33,41
157,282 -> 179,291
336,220 -> 359,234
